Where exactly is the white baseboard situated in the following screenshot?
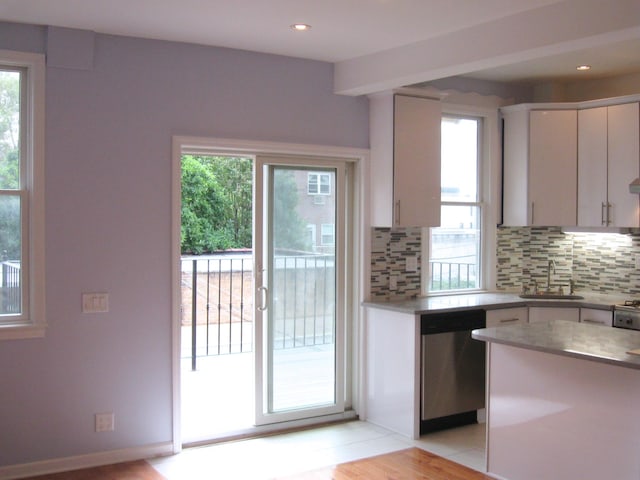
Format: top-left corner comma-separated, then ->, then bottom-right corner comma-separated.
0,442 -> 173,480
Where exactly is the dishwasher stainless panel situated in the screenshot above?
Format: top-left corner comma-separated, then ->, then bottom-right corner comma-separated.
420,309 -> 485,432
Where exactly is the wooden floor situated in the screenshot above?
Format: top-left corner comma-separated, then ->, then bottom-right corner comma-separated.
18,460 -> 166,480
20,448 -> 492,480
277,448 -> 493,480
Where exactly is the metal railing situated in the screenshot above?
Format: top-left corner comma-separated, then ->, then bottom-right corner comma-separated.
1,260 -> 20,314
181,254 -> 335,370
430,261 -> 477,291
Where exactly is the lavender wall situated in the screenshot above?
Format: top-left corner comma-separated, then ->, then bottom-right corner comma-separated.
0,22 -> 368,467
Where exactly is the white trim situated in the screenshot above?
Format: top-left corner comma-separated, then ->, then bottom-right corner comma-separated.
0,49 -> 46,340
171,136 -> 367,446
0,442 -> 173,480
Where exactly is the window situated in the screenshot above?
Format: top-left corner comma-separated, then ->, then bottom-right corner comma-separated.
321,223 -> 335,246
0,50 -> 45,339
428,115 -> 482,292
308,172 -> 331,195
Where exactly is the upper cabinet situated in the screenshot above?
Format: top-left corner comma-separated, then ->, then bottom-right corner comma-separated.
369,91 -> 441,228
578,103 -> 640,227
502,107 -> 577,226
502,95 -> 640,229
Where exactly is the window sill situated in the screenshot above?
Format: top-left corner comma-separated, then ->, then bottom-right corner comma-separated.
0,322 -> 47,340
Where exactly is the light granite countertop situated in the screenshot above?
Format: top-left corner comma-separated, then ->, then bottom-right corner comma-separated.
472,319 -> 640,370
363,291 -> 630,315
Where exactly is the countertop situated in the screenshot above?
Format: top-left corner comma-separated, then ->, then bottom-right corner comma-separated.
363,291 -> 629,315
472,320 -> 640,370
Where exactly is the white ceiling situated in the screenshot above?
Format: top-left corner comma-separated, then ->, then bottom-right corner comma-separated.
1,0 -> 640,93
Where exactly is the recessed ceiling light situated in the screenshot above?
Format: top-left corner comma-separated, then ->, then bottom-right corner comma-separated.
576,65 -> 591,71
290,23 -> 311,32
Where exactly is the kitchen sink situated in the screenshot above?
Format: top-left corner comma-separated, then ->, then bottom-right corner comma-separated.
519,294 -> 584,300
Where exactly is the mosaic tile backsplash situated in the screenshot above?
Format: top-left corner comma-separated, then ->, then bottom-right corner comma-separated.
370,227 -> 422,300
370,226 -> 640,299
497,227 -> 640,295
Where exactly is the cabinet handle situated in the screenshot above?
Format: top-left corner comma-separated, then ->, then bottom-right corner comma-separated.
395,200 -> 401,225
606,202 -> 612,226
500,318 -> 520,323
601,202 -> 606,226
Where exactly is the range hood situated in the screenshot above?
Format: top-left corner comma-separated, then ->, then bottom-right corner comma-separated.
629,178 -> 640,193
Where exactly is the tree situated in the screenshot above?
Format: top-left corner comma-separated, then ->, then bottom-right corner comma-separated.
181,155 -> 232,254
273,169 -> 311,253
0,71 -> 21,260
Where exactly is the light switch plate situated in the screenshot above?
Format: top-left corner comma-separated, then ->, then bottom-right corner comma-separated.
82,293 -> 109,313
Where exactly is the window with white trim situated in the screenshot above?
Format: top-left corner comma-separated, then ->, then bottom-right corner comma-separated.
428,115 -> 482,292
321,223 -> 335,246
308,172 -> 331,195
0,50 -> 45,339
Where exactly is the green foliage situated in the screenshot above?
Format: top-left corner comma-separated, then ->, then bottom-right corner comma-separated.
0,70 -> 21,261
181,156 -> 233,254
181,155 -> 256,254
0,71 -> 20,189
273,169 -> 311,253
180,156 -> 312,255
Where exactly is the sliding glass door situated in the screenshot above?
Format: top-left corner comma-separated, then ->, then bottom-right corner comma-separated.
254,156 -> 346,424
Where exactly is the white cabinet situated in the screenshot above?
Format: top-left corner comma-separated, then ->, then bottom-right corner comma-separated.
528,306 -> 579,323
580,308 -> 612,327
486,307 -> 528,327
578,103 -> 640,227
369,92 -> 441,227
502,107 -> 577,226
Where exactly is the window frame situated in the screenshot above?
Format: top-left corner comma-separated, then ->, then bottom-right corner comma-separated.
308,172 -> 331,195
0,50 -> 46,340
423,106 -> 497,296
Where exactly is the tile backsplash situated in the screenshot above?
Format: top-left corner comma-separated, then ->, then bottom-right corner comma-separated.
370,227 -> 422,300
497,227 -> 640,295
370,226 -> 640,299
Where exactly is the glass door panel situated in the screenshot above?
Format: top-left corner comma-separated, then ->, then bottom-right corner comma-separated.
254,157 -> 345,424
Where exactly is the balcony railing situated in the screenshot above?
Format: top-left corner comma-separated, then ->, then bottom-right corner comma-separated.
429,261 -> 477,291
1,260 -> 20,314
181,253 -> 335,370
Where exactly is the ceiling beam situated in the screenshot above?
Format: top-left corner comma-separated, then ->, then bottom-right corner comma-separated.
334,0 -> 640,96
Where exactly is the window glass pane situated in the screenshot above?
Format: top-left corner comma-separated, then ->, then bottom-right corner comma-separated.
0,194 -> 21,315
308,173 -> 318,194
0,70 -> 21,190
441,116 -> 478,202
429,205 -> 480,291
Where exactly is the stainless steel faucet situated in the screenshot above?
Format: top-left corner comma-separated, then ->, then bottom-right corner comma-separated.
546,259 -> 556,292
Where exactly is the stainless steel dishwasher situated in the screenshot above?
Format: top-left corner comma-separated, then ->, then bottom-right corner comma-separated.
420,309 -> 486,433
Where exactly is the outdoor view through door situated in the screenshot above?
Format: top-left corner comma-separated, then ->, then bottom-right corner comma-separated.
180,154 -> 345,443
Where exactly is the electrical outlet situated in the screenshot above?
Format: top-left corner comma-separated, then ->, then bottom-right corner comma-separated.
82,293 -> 109,313
389,276 -> 398,291
95,412 -> 115,432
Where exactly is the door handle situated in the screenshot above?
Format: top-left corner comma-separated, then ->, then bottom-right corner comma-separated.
257,286 -> 268,311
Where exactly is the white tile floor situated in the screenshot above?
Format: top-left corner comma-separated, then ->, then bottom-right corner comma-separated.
150,420 -> 486,479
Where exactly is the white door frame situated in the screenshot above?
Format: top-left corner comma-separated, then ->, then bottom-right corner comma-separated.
170,136 -> 368,452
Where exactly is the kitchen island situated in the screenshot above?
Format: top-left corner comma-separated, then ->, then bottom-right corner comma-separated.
472,320 -> 640,480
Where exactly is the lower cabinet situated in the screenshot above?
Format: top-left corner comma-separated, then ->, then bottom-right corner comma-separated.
528,307 -> 579,323
579,308 -> 613,326
486,307 -> 528,327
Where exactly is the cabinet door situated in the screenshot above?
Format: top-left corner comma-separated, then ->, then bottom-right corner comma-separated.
580,308 -> 612,327
607,102 -> 640,227
529,110 -> 577,226
486,307 -> 528,327
393,95 -> 441,227
578,107 -> 608,226
528,307 -> 579,323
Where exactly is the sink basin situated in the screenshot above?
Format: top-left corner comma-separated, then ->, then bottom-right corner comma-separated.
519,294 -> 584,300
